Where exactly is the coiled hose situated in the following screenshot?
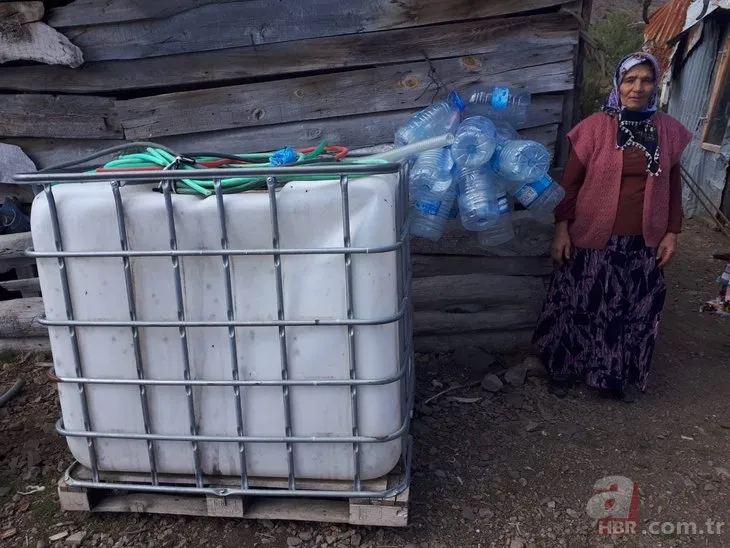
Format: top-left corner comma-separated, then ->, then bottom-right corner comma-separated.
39,140 -> 390,197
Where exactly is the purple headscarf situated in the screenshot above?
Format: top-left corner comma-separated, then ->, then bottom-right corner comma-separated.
603,52 -> 661,113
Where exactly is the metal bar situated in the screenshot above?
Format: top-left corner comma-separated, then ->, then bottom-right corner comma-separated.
44,183 -> 100,482
52,369 -> 406,387
37,303 -> 405,328
14,163 -> 400,183
162,181 -> 203,488
214,179 -> 249,490
56,417 -> 409,444
267,176 -> 296,491
111,181 -> 158,486
339,174 -> 362,492
27,240 -> 405,258
63,437 -> 412,499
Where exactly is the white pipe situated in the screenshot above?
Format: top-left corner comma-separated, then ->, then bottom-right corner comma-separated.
366,133 -> 454,162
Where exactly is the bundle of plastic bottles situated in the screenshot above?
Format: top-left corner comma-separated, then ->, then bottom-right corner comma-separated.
394,88 -> 566,245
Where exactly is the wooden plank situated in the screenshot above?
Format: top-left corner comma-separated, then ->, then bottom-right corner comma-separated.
57,474 -> 408,526
0,297 -> 46,338
413,305 -> 543,335
0,277 -> 40,294
57,0 -> 572,60
10,109 -> 563,170
118,53 -> 575,139
0,232 -> 33,260
411,274 -> 549,310
0,95 -> 121,139
0,14 -> 578,94
411,255 -> 554,277
411,211 -> 556,257
48,0 -> 233,27
414,329 -> 535,354
0,337 -> 50,354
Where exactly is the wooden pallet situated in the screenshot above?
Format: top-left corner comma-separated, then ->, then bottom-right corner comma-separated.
58,466 -> 410,527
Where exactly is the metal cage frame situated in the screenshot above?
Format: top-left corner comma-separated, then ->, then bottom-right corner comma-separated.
14,160 -> 413,501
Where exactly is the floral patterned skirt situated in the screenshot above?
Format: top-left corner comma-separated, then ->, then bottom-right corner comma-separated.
531,235 -> 667,392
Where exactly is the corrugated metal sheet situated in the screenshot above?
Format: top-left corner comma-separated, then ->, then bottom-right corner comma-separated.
667,17 -> 729,218
677,0 -> 730,37
645,0 -> 693,76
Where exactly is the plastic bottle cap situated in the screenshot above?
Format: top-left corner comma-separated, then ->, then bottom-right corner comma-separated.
448,91 -> 465,111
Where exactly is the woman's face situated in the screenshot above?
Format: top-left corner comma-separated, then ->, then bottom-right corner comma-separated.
619,63 -> 656,111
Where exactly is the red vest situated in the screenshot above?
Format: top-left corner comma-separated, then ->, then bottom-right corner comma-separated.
566,112 -> 692,249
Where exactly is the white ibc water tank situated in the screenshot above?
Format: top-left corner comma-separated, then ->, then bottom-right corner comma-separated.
31,174 -> 405,481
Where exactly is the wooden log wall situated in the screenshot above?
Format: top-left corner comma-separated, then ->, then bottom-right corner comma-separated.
0,0 -> 591,354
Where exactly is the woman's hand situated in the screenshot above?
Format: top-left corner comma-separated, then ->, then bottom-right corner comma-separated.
657,232 -> 678,268
552,221 -> 572,265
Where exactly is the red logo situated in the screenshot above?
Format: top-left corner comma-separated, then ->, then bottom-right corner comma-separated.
586,476 -> 640,535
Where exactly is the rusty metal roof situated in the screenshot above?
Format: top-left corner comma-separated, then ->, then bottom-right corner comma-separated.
644,0 -> 693,76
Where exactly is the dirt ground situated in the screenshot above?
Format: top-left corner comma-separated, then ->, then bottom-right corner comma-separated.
1,218 -> 729,548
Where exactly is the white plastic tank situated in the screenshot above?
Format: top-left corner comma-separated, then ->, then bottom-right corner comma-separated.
31,174 -> 404,481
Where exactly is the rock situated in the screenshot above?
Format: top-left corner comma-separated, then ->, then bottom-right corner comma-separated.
350,533 -> 361,546
478,507 -> 495,519
547,501 -> 556,509
504,393 -> 523,409
287,538 -> 303,547
519,478 -> 527,487
36,540 -> 49,548
703,482 -> 717,491
715,467 -> 730,480
299,532 -> 313,541
461,507 -> 477,520
28,449 -> 43,468
481,374 -> 504,393
522,356 -> 547,377
504,364 -> 527,387
719,419 -> 730,430
66,532 -> 87,546
452,347 -> 496,369
566,509 -> 579,518
525,421 -> 540,432
434,470 -> 447,478
509,539 -> 526,548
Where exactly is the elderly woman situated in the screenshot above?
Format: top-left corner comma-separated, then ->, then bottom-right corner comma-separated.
532,52 -> 692,402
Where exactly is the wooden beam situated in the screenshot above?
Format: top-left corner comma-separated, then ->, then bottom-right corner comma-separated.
414,329 -> 535,354
411,273 -> 548,310
411,255 -> 554,277
118,53 -> 575,139
55,0 -> 571,60
0,337 -> 50,355
47,0 -> 231,27
410,211 -> 556,257
0,14 -> 578,94
0,297 -> 46,338
0,95 -> 121,139
0,232 -> 33,261
0,277 -> 40,294
10,117 -> 561,171
413,305 -> 542,335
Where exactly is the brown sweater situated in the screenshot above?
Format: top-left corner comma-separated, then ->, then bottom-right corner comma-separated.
555,147 -> 683,235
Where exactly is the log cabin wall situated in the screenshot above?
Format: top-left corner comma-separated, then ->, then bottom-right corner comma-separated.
0,0 -> 591,354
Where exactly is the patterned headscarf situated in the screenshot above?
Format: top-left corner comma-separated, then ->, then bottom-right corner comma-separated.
602,52 -> 662,175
